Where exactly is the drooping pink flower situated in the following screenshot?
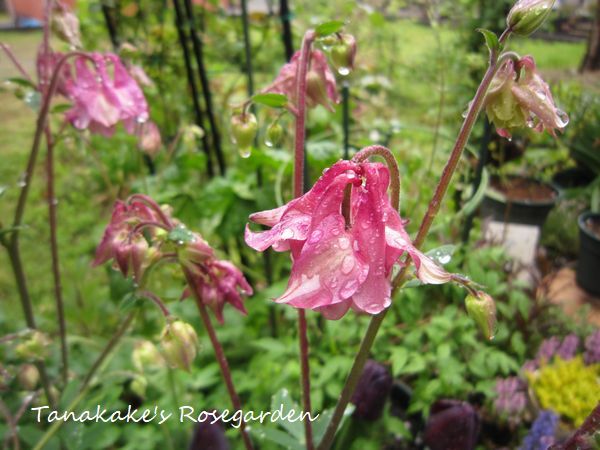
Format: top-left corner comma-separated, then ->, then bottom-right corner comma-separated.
263,49 -> 339,112
245,160 -> 451,319
183,259 -> 252,324
93,199 -> 163,281
484,55 -> 568,139
64,53 -> 149,137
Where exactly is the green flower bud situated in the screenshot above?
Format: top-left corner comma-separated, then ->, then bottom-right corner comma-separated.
17,364 -> 40,391
132,340 -> 165,372
15,331 -> 51,361
130,375 -> 148,398
465,291 -> 497,340
231,112 -> 257,158
160,320 -> 198,372
265,122 -> 284,147
507,0 -> 556,36
330,33 -> 357,76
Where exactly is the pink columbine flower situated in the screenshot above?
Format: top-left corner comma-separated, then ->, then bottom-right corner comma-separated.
64,53 -> 149,137
93,199 -> 163,281
264,49 -> 339,112
484,55 -> 568,139
183,259 -> 252,324
245,160 -> 451,319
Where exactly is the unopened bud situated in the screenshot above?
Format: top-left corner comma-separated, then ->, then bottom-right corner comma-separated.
132,340 -> 165,372
231,113 -> 257,158
130,375 -> 148,398
17,364 -> 40,391
507,0 -> 556,36
465,291 -> 497,340
330,33 -> 357,76
15,331 -> 51,360
51,7 -> 82,48
160,320 -> 198,372
265,122 -> 284,147
306,70 -> 330,109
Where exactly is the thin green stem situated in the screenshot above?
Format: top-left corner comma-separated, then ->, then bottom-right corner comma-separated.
317,29 -> 513,450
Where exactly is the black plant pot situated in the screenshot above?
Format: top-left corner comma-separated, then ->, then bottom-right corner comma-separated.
551,168 -> 595,194
576,212 -> 600,297
481,177 -> 558,227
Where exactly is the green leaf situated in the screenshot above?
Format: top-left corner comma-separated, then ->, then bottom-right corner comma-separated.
315,20 -> 345,37
119,292 -> 141,311
461,167 -> 490,217
426,245 -> 457,266
252,93 -> 288,108
167,224 -> 195,244
476,28 -> 499,53
312,404 -> 355,444
6,77 -> 37,89
391,347 -> 409,375
271,388 -> 304,441
250,426 -> 304,450
51,103 -> 72,114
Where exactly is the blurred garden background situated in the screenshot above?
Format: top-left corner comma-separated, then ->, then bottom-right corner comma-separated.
0,0 -> 599,449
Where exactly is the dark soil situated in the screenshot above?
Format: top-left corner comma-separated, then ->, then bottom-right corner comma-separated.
585,217 -> 600,240
491,177 -> 557,202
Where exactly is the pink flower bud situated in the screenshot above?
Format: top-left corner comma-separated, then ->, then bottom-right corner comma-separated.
138,121 -> 162,156
51,4 -> 82,48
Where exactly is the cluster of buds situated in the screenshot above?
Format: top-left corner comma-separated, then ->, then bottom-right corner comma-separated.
484,55 -> 568,139
229,29 -> 356,157
423,400 -> 481,450
93,195 -> 252,324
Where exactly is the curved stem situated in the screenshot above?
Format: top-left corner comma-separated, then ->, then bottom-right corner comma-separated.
183,268 -> 255,450
139,290 -> 171,317
352,145 -> 400,210
317,28 -> 513,450
293,30 -> 316,450
127,193 -> 174,228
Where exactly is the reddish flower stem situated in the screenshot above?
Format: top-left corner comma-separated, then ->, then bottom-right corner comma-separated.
183,268 -> 255,450
352,145 -> 401,210
293,30 -> 316,450
317,29 -> 513,450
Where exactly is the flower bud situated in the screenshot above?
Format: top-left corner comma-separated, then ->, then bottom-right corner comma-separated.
351,360 -> 393,421
17,364 -> 40,391
130,375 -> 148,398
132,340 -> 165,372
231,113 -> 257,158
265,122 -> 284,147
189,420 -> 231,450
306,70 -> 331,110
15,331 -> 51,360
160,320 -> 198,372
507,0 -> 556,36
178,233 -> 214,271
139,121 -> 162,156
465,291 -> 497,340
51,6 -> 82,48
330,33 -> 357,76
423,400 -> 480,450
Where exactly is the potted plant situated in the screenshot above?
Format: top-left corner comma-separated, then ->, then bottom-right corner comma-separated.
577,209 -> 600,297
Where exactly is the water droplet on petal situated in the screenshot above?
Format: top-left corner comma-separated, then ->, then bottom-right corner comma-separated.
341,255 -> 355,275
339,237 -> 350,250
281,228 -> 294,240
340,279 -> 358,298
309,229 -> 323,244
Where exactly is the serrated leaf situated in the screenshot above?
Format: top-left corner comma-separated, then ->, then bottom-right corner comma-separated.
252,93 -> 288,108
315,20 -> 345,37
476,28 -> 499,53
